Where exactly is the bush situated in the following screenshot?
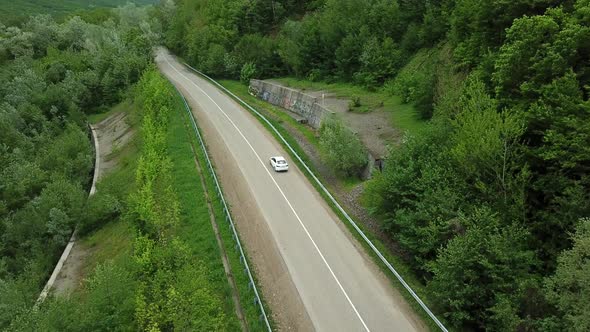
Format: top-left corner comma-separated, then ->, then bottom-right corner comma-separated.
348,95 -> 361,109
387,59 -> 436,119
7,261 -> 137,331
79,192 -> 121,235
134,238 -> 227,331
240,62 -> 256,85
318,118 -> 368,177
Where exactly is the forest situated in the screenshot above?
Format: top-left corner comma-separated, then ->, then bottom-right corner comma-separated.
0,3 -> 255,328
0,5 -> 156,329
0,0 -> 157,25
163,0 -> 590,330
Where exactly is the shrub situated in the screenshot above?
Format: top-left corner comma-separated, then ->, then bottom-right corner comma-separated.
7,261 -> 137,331
79,192 -> 121,235
307,68 -> 321,82
348,95 -> 361,109
318,118 -> 368,177
240,62 -> 256,85
389,68 -> 435,119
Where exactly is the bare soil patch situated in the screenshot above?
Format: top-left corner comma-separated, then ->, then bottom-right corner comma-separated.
93,112 -> 135,177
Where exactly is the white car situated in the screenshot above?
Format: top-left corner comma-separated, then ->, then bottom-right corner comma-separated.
269,156 -> 289,172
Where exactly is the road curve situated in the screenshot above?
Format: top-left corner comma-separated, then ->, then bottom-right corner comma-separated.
156,49 -> 424,332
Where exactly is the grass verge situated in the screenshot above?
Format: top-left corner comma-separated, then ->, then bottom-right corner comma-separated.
79,220 -> 134,278
213,78 -> 444,332
168,85 -> 271,331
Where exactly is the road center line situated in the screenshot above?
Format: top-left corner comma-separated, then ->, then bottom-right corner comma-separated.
162,55 -> 371,332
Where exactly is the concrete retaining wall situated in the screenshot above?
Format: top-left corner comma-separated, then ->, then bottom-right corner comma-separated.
249,79 -> 332,128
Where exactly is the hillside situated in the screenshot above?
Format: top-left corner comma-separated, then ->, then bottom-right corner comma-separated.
0,0 -> 156,23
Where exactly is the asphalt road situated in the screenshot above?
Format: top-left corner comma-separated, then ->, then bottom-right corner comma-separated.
156,49 -> 422,332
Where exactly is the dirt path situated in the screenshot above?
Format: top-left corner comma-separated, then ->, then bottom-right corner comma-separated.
51,112 -> 134,297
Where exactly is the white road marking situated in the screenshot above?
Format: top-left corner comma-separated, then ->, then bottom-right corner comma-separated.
163,55 -> 371,332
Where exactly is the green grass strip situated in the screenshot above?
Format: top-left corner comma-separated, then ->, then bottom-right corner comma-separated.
167,81 -> 272,332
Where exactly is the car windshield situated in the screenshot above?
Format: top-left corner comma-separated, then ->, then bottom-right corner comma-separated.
277,160 -> 286,164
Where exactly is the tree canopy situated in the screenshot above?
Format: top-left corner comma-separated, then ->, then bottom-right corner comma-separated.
0,7 -> 156,329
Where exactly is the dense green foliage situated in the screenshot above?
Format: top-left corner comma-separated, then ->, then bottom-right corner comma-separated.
0,7 -> 155,329
8,261 -> 138,331
6,68 -> 237,331
130,70 -> 228,331
0,0 -> 156,26
163,0 -> 590,330
545,218 -> 590,331
2,5 -> 257,330
166,88 -> 263,331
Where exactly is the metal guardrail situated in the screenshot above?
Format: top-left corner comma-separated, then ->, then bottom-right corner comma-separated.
171,85 -> 273,332
181,63 -> 449,332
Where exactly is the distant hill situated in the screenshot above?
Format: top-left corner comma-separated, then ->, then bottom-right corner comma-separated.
0,0 -> 157,24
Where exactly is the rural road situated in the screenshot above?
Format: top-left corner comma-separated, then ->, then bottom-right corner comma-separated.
156,48 -> 424,332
